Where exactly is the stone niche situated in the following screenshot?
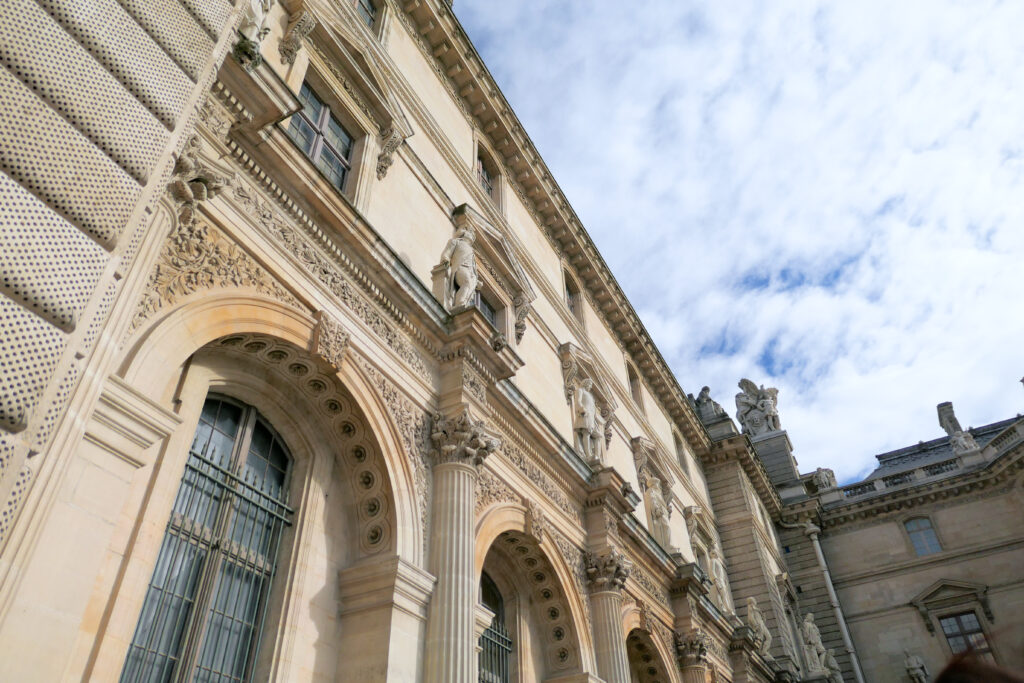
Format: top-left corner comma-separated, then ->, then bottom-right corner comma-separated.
558,342 -> 617,468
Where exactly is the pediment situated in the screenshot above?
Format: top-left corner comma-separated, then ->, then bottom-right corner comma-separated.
911,579 -> 988,608
558,343 -> 617,412
452,205 -> 536,306
306,13 -> 412,139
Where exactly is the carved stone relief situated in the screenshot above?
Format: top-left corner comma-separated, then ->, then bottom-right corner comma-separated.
131,217 -> 302,333
430,408 -> 499,467
312,310 -> 350,371
584,548 -> 631,592
229,182 -> 431,381
376,126 -> 405,180
279,9 -> 316,65
476,468 -> 520,515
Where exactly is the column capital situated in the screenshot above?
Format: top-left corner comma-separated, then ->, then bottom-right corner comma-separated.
675,630 -> 710,670
429,408 -> 500,468
584,549 -> 632,593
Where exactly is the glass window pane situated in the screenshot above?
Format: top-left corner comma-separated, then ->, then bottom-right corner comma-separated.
947,636 -> 966,653
940,617 -> 959,636
297,82 -> 323,121
215,402 -> 242,438
249,421 -> 273,459
316,148 -> 348,190
325,116 -> 352,158
287,115 -> 317,155
356,0 -> 376,28
193,562 -> 260,682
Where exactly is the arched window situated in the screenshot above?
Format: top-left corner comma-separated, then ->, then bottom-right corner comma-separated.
904,517 -> 942,556
121,396 -> 293,682
479,571 -> 511,683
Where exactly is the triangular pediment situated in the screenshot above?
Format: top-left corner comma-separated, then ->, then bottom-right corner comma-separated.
452,205 -> 536,307
911,579 -> 987,608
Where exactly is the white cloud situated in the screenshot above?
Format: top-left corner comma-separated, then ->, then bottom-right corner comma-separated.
457,0 -> 1024,483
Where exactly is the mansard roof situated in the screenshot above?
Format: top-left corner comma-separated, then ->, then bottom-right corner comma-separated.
864,416 -> 1018,481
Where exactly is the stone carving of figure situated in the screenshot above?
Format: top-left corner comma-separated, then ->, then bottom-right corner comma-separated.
904,650 -> 928,683
802,612 -> 826,673
235,0 -> 274,68
937,402 -> 979,455
735,379 -> 781,437
695,386 -> 726,422
746,597 -> 772,655
573,379 -> 603,464
645,476 -> 673,550
440,226 -> 479,310
824,648 -> 843,683
811,467 -> 837,492
709,547 -> 732,611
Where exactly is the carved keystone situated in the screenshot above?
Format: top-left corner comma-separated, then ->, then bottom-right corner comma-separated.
312,311 -> 350,371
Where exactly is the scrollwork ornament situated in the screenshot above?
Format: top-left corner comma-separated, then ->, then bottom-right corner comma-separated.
279,9 -> 316,65
313,311 -> 350,371
376,126 -> 405,179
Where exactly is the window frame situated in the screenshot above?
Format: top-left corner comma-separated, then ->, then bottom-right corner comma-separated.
474,137 -> 504,210
903,516 -> 943,557
285,81 -> 357,194
120,395 -> 295,683
563,269 -> 585,328
938,610 -> 996,663
626,362 -> 644,412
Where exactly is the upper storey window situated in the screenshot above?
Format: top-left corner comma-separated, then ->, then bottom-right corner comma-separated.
476,153 -> 495,198
355,0 -> 377,28
940,612 -> 994,662
564,271 -> 584,326
627,363 -> 644,411
287,82 -> 354,192
905,517 -> 942,556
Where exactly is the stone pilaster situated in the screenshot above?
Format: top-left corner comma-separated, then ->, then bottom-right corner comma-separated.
423,408 -> 499,683
585,549 -> 632,683
675,631 -> 711,683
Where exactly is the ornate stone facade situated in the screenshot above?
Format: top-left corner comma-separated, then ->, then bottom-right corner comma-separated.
1,3 -> 1020,683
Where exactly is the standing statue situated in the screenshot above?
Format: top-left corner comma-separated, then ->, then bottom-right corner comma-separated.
709,547 -> 732,611
802,613 -> 826,672
735,379 -> 781,437
440,226 -> 479,310
574,379 -> 601,464
235,0 -> 274,69
645,476 -> 673,550
746,597 -> 772,655
904,650 -> 928,683
824,648 -> 843,683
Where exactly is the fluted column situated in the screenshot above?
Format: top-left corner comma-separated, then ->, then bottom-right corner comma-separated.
424,409 -> 499,683
585,549 -> 632,683
675,632 -> 710,683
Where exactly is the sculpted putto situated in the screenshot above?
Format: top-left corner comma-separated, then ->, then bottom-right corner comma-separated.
440,226 -> 479,310
735,379 -> 781,437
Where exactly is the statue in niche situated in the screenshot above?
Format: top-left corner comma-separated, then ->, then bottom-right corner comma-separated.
746,597 -> 772,655
709,547 -> 732,611
811,467 -> 837,492
574,378 -> 603,464
645,476 -> 673,550
824,649 -> 843,683
695,386 -> 727,422
938,402 -> 979,455
802,612 -> 827,672
735,379 -> 781,437
904,650 -> 928,683
440,225 -> 479,310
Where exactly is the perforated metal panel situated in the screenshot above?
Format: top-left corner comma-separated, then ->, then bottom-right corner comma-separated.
0,171 -> 107,332
0,294 -> 65,432
0,64 -> 140,249
0,0 -> 169,184
179,0 -> 234,39
34,0 -> 193,129
117,0 -> 214,81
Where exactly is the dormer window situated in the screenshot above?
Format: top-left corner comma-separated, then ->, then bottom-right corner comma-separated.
355,0 -> 377,28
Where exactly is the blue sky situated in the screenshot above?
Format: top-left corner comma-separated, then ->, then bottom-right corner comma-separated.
456,1 -> 1024,483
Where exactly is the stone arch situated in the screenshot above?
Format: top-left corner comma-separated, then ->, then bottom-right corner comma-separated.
475,502 -> 597,678
118,290 -> 423,564
625,626 -> 681,683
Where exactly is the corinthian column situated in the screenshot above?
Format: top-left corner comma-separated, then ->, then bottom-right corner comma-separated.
585,549 -> 633,683
424,409 -> 499,683
675,632 -> 710,683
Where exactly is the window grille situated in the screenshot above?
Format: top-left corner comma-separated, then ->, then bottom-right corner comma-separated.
904,517 -> 942,556
286,82 -> 354,192
479,620 -> 512,683
121,397 -> 293,683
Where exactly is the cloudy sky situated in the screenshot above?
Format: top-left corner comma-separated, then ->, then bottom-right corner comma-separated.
456,1 -> 1024,483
